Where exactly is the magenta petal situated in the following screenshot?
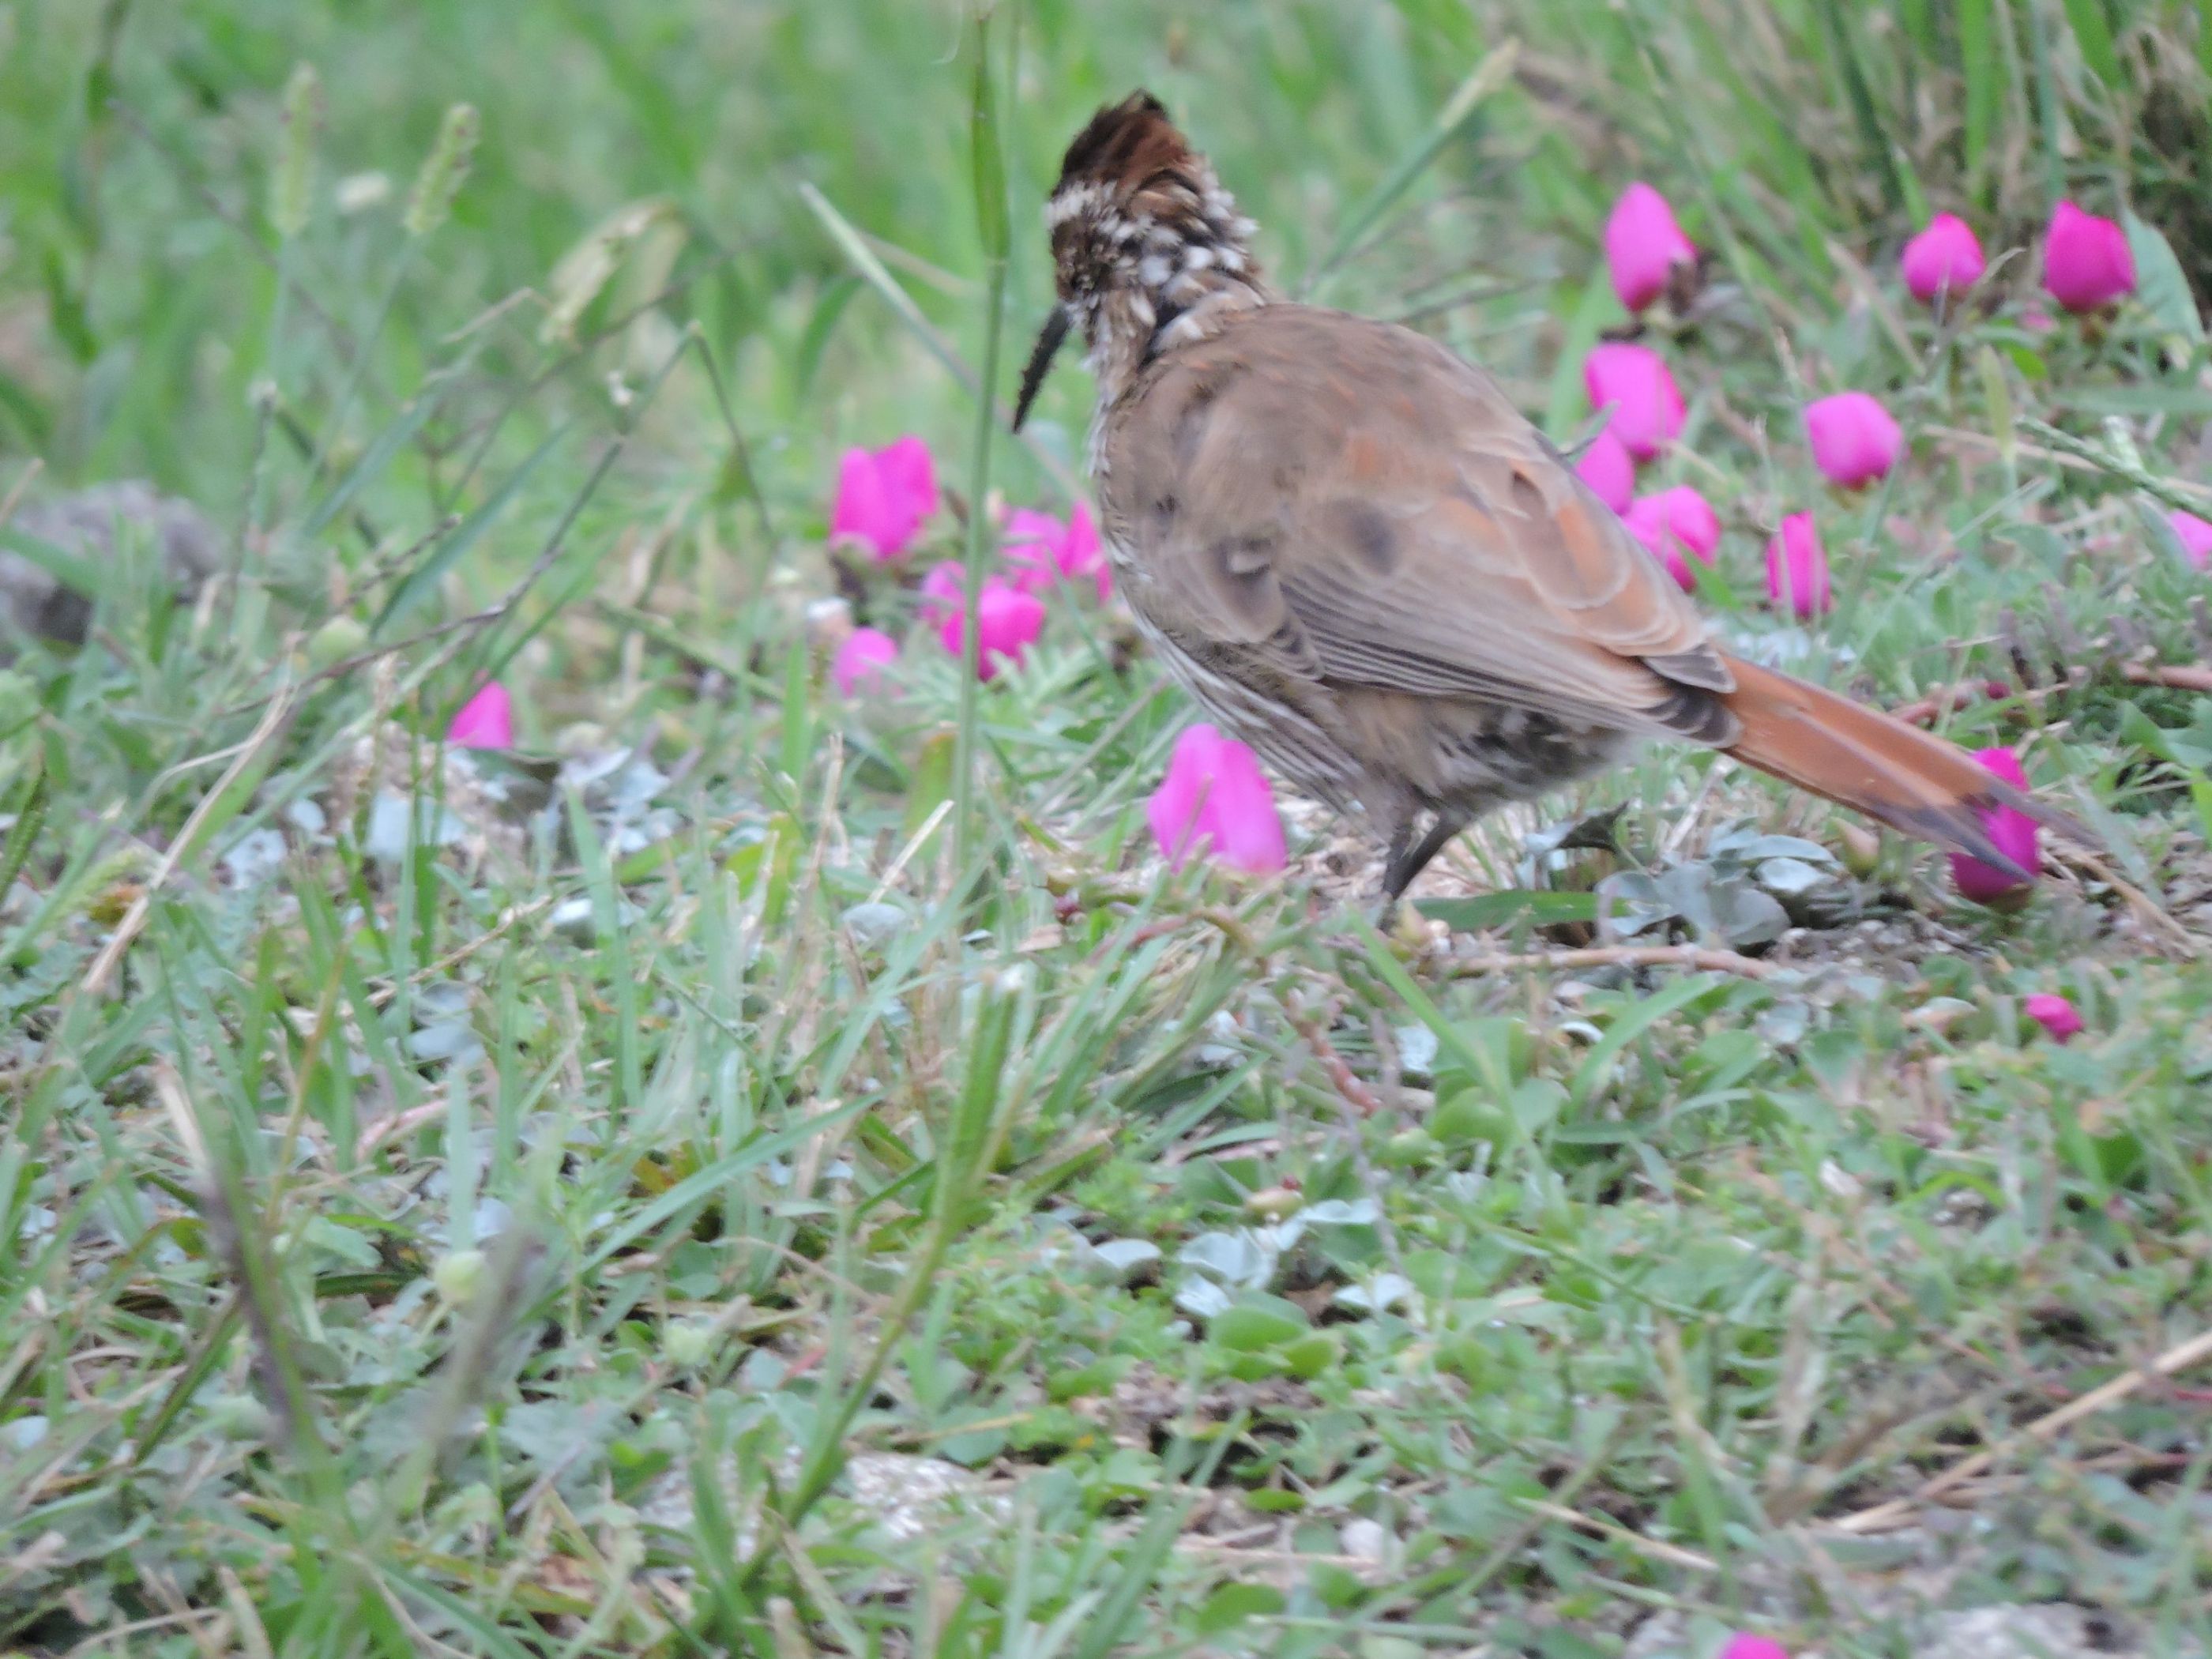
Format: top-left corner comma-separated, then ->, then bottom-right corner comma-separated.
1900,213 -> 1985,303
1627,486 -> 1720,590
1065,503 -> 1112,599
943,579 -> 1047,681
833,627 -> 898,697
447,681 -> 513,750
1947,745 -> 2041,901
2024,992 -> 2083,1043
878,434 -> 938,512
1062,502 -> 1105,583
1604,182 -> 1696,314
1575,425 -> 1636,514
1583,344 -> 1685,461
1199,737 -> 1287,873
1147,724 -> 1283,874
1805,392 -> 1904,489
975,581 -> 1045,678
829,447 -> 895,559
1763,512 -> 1830,618
2166,510 -> 2212,570
1148,724 -> 1226,868
1003,507 -> 1065,592
918,561 -> 967,626
2043,201 -> 2136,314
830,436 -> 939,560
1718,1638 -> 1790,1659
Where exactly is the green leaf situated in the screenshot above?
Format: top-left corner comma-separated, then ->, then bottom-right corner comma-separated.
2060,0 -> 2120,85
969,13 -> 1008,263
2056,383 -> 2212,416
1278,1330 -> 1341,1379
1194,1582 -> 1285,1635
1210,1297 -> 1309,1351
577,1097 -> 873,1275
904,728 -> 957,838
374,420 -> 573,636
1569,973 -> 1724,1107
2124,211 -> 2204,347
303,378 -> 447,544
1414,890 -> 1600,932
1958,0 -> 1997,179
0,525 -> 104,601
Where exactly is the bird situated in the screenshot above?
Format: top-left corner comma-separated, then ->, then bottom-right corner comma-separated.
1013,92 -> 2081,901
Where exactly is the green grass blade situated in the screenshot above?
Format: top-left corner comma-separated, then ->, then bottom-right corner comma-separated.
374,420 -> 575,636
1305,40 -> 1521,290
797,181 -> 1077,498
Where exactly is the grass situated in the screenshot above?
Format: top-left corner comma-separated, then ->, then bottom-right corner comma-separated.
5,1 -> 2212,1655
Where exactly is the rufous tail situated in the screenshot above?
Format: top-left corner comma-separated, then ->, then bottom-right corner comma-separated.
1715,653 -> 2087,879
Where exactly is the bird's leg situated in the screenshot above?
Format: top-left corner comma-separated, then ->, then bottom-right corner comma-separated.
1379,816 -> 1413,893
1373,811 -> 1416,928
1382,812 -> 1469,901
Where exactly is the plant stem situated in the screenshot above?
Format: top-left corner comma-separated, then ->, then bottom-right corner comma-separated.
954,3 -> 1013,893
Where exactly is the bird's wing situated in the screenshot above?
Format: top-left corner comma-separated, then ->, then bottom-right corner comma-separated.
1100,303 -> 1736,744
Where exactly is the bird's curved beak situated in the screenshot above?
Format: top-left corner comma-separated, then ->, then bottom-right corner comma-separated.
1011,303 -> 1071,433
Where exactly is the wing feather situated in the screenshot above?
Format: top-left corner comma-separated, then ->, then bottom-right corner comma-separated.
1100,304 -> 1736,745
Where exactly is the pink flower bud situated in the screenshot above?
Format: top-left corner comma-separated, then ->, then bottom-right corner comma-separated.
938,578 -> 1045,681
1764,511 -> 1830,618
1719,1638 -> 1790,1659
446,681 -> 513,750
1947,746 -> 2041,903
2166,510 -> 2212,571
917,561 -> 967,627
830,434 -> 940,561
1583,343 -> 1686,461
1805,391 -> 1905,490
1604,182 -> 1696,314
1625,486 -> 1721,589
2042,201 -> 2136,314
1900,213 -> 1985,303
2024,992 -> 2083,1043
1005,501 -> 1110,599
1146,723 -> 1286,875
832,627 -> 898,697
1574,424 -> 1636,514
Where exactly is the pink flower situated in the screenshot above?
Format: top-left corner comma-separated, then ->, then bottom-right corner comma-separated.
2042,201 -> 2136,314
1719,1638 -> 1790,1659
2166,510 -> 2212,570
1146,723 -> 1286,875
1764,512 -> 1830,618
918,561 -> 967,626
1583,344 -> 1685,461
832,627 -> 898,697
1575,425 -> 1636,514
1804,392 -> 1905,490
1625,486 -> 1721,589
1947,746 -> 2041,903
830,434 -> 939,561
2025,992 -> 2084,1043
938,578 -> 1045,681
446,681 -> 513,750
1604,182 -> 1696,314
1900,213 -> 1985,303
1005,502 -> 1110,599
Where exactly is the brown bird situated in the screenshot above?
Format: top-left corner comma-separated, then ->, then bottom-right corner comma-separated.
1014,92 -> 2078,899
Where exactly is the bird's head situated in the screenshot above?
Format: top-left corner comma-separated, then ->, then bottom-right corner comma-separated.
1014,92 -> 1261,429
